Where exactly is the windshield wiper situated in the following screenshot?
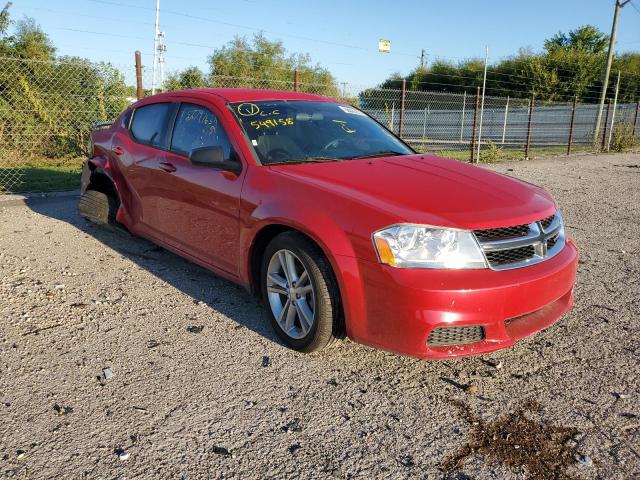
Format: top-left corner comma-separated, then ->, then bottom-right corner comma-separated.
347,150 -> 407,160
268,156 -> 341,165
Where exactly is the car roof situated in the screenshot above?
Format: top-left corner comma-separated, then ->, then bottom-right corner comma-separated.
137,88 -> 339,105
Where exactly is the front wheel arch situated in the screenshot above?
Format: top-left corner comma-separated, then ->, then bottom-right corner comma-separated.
248,225 -> 345,339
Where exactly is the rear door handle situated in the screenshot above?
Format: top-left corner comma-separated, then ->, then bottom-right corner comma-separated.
111,146 -> 124,155
159,161 -> 177,173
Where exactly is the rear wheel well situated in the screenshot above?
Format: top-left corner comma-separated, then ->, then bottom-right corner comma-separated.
249,224 -> 345,337
88,171 -> 120,206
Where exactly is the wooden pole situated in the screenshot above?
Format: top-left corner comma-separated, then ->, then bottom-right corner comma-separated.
524,93 -> 535,160
470,86 -> 480,163
633,102 -> 639,139
135,51 -> 144,100
293,69 -> 300,92
567,96 -> 577,155
601,98 -> 611,150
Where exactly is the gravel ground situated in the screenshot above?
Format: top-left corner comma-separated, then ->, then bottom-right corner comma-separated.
1,152 -> 639,479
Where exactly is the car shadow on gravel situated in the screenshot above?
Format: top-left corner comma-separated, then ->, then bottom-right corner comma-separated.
26,196 -> 282,345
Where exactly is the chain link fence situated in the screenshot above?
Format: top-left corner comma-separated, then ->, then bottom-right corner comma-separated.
1,56 -> 639,193
0,56 -> 132,193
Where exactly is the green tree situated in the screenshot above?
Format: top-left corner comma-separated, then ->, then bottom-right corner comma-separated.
206,33 -> 339,96
371,25 -> 639,104
0,5 -> 128,160
544,25 -> 609,55
0,2 -> 11,55
11,17 -> 55,60
165,66 -> 209,91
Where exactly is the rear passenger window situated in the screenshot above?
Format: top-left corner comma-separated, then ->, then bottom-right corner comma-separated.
122,109 -> 133,129
130,103 -> 172,148
170,103 -> 232,158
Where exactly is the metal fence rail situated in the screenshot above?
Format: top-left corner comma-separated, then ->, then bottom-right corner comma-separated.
370,102 -> 639,147
1,55 -> 639,193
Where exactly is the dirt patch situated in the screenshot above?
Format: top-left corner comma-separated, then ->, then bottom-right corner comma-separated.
442,400 -> 583,479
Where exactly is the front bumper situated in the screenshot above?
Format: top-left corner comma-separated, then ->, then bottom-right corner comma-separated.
347,238 -> 578,359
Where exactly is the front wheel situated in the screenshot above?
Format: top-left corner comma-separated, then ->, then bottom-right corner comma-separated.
261,232 -> 340,353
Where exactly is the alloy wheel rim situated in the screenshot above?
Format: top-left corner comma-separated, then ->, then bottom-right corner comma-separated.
266,249 -> 316,339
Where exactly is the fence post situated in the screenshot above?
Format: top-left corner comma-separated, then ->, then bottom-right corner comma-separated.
390,102 -> 395,132
293,69 -> 299,91
422,108 -> 427,141
501,96 -> 509,144
135,51 -> 143,100
470,86 -> 480,163
399,79 -> 406,138
601,98 -> 611,150
524,93 -> 535,160
607,72 -> 621,152
567,96 -> 577,155
460,90 -> 466,142
633,102 -> 640,139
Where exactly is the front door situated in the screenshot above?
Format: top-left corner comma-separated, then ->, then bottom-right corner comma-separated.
154,101 -> 245,275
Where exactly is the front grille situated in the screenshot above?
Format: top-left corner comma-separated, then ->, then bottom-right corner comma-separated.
473,212 -> 564,270
485,245 -> 536,267
474,224 -> 530,242
540,215 -> 555,230
428,325 -> 484,347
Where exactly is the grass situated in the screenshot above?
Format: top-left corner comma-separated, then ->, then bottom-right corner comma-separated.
0,156 -> 83,193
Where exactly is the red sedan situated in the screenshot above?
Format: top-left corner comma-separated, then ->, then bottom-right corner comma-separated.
79,88 -> 578,359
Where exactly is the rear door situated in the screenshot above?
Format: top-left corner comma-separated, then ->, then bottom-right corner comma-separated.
118,101 -> 177,232
155,100 -> 245,274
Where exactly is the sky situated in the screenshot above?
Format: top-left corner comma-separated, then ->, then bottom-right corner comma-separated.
6,0 -> 640,91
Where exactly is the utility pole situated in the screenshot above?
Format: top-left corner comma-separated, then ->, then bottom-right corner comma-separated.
594,0 -> 631,146
420,49 -> 426,69
151,0 -> 160,95
151,0 -> 167,94
158,31 -> 166,92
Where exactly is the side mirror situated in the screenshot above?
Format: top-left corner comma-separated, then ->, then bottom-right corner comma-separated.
190,147 -> 242,175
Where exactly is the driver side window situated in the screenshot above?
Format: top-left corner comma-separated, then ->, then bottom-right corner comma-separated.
171,103 -> 232,158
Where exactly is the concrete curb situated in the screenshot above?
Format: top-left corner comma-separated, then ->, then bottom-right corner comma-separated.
0,190 -> 79,208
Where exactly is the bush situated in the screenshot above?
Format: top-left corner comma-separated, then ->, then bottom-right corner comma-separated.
609,123 -> 637,152
480,140 -> 505,163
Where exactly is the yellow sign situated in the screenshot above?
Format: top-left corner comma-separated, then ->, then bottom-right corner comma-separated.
378,39 -> 391,53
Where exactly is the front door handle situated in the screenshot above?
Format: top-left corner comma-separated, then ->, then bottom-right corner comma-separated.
111,146 -> 124,155
159,161 -> 177,173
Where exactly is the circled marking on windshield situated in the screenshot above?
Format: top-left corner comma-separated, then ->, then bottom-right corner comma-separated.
237,103 -> 261,116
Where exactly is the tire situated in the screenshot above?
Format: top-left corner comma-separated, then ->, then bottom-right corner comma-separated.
78,189 -> 118,226
261,231 -> 341,353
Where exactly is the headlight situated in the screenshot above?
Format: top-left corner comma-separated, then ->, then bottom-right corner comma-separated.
372,224 -> 487,269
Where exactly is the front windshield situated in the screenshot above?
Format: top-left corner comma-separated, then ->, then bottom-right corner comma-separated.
230,100 -> 414,165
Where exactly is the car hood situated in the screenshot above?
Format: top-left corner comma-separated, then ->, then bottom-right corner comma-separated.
269,154 -> 557,230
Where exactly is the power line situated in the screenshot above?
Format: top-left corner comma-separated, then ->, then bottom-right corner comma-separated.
44,22 -> 640,91
17,2 -> 638,82
11,2 -> 640,96
83,0 -> 457,61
